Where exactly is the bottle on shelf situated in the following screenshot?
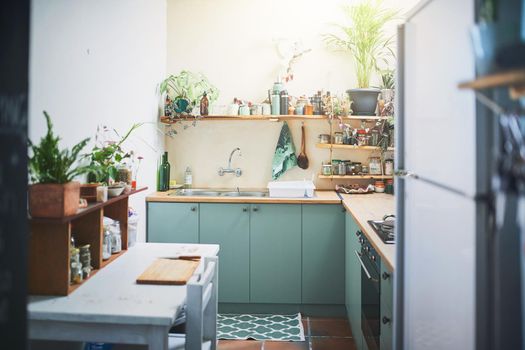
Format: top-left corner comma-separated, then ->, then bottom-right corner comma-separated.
280,90 -> 289,115
200,91 -> 209,116
184,166 -> 193,189
158,152 -> 170,192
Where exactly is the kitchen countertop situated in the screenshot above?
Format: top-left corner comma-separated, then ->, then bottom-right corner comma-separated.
341,193 -> 396,272
146,190 -> 342,204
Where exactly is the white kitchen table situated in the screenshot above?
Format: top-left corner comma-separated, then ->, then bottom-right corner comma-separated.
28,242 -> 220,350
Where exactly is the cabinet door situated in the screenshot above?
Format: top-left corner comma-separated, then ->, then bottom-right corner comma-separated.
200,203 -> 250,303
380,260 -> 393,350
147,202 -> 199,243
346,212 -> 363,349
302,204 -> 345,304
250,204 -> 302,303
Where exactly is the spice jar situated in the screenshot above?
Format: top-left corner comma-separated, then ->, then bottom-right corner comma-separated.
361,165 -> 369,174
305,102 -> 314,115
370,129 -> 380,146
334,132 -> 344,145
353,162 -> 362,174
71,262 -> 83,284
322,163 -> 332,176
357,129 -> 368,146
319,134 -> 330,144
369,157 -> 382,175
384,159 -> 394,175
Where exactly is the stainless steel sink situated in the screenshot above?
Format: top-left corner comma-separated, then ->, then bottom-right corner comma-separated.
169,189 -> 268,197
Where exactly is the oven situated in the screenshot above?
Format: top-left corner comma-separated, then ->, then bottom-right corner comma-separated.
355,231 -> 381,350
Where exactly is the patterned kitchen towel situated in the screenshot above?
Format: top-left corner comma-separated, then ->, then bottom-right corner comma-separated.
217,313 -> 305,341
272,122 -> 298,180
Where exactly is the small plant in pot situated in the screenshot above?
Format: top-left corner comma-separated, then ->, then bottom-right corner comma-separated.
378,69 -> 395,116
324,0 -> 398,115
28,111 -> 90,218
86,123 -> 142,200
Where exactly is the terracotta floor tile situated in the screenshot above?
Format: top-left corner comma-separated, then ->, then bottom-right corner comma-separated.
311,337 -> 357,350
309,318 -> 353,338
264,340 -> 310,350
218,339 -> 262,350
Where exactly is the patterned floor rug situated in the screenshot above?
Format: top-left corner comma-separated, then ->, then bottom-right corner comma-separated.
217,313 -> 305,341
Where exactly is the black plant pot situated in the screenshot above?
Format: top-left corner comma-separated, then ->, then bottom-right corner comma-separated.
346,88 -> 380,116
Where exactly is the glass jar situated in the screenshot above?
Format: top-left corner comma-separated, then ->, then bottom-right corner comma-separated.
361,165 -> 369,174
375,180 -> 385,193
103,228 -> 112,260
353,162 -> 362,174
370,129 -> 380,146
332,160 -> 341,175
322,163 -> 332,176
357,129 -> 368,146
110,222 -> 122,254
384,159 -> 394,175
333,132 -> 344,145
319,134 -> 331,144
369,157 -> 382,175
338,162 -> 346,176
70,262 -> 83,284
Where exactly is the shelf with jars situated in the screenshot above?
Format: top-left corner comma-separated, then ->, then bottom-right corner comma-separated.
318,175 -> 394,180
160,115 -> 392,123
316,143 -> 395,151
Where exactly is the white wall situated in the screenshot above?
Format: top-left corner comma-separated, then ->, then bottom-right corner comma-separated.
165,0 -> 418,189
29,0 -> 167,242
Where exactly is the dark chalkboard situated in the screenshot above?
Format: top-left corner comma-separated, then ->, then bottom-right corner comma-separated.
0,1 -> 29,349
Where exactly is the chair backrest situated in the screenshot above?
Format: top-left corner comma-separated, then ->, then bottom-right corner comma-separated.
185,256 -> 218,350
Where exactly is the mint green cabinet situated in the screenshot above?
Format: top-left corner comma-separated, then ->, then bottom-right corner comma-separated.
250,204 -> 302,303
200,203 -> 250,303
302,204 -> 345,304
346,212 -> 363,349
147,202 -> 199,243
380,261 -> 393,350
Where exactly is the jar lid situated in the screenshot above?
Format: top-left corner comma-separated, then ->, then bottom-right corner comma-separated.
357,129 -> 367,134
332,159 -> 341,163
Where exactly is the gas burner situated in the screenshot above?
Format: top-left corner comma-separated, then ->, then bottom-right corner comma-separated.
367,215 -> 395,244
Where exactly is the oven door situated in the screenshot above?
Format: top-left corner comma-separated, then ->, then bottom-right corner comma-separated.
356,248 -> 381,350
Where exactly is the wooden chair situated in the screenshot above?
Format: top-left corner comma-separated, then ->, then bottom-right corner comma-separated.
168,256 -> 218,350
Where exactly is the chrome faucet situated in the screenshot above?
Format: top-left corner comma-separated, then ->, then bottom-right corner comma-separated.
218,147 -> 242,177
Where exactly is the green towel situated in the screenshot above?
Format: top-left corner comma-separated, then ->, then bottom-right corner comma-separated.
272,122 -> 298,180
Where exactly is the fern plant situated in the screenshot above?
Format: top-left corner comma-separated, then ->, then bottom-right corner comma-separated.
29,111 -> 90,184
324,0 -> 398,88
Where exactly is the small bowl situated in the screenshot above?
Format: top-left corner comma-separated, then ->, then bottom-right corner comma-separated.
108,185 -> 125,197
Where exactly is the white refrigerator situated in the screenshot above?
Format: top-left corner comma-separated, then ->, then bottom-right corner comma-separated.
395,0 -> 483,349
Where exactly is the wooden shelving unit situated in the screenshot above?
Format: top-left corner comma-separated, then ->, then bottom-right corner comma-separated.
316,143 -> 395,151
160,115 -> 390,123
319,175 -> 394,180
458,68 -> 525,99
28,187 -> 147,296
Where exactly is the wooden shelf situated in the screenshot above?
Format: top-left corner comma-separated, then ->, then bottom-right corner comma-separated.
28,187 -> 147,296
316,143 -> 395,151
319,174 -> 394,180
458,68 -> 525,98
160,115 -> 391,123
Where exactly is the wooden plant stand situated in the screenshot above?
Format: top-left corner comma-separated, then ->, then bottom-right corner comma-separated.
28,187 -> 147,296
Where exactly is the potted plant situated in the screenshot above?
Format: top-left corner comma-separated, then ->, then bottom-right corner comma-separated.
86,123 -> 142,199
159,70 -> 219,120
324,0 -> 397,115
28,111 -> 90,218
378,69 -> 395,116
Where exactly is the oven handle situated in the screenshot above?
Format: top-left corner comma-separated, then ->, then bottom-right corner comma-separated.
355,250 -> 379,282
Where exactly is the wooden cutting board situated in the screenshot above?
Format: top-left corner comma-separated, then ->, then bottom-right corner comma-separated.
136,258 -> 200,285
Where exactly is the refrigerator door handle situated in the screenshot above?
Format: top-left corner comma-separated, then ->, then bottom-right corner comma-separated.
395,169 -> 419,179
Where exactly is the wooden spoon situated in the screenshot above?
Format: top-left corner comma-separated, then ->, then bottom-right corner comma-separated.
297,124 -> 309,169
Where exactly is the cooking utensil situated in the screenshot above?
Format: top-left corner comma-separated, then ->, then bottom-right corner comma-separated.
297,123 -> 309,169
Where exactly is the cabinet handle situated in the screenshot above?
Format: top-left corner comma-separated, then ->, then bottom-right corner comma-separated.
191,206 -> 197,212
382,316 -> 391,325
243,207 -> 248,212
382,272 -> 391,280
252,207 -> 259,212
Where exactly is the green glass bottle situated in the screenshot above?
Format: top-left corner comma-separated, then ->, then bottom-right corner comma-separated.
159,152 -> 170,191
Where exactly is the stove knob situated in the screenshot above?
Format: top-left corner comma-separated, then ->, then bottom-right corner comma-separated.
365,246 -> 370,252
382,272 -> 391,280
371,255 -> 376,261
382,316 -> 391,325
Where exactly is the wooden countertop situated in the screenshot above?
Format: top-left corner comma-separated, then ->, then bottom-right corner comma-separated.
342,193 -> 396,272
146,190 -> 342,204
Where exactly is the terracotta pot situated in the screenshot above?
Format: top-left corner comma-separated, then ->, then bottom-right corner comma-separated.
29,182 -> 80,218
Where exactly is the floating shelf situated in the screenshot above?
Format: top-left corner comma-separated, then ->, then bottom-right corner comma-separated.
319,175 -> 394,180
160,115 -> 391,123
458,68 -> 525,99
316,143 -> 395,151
